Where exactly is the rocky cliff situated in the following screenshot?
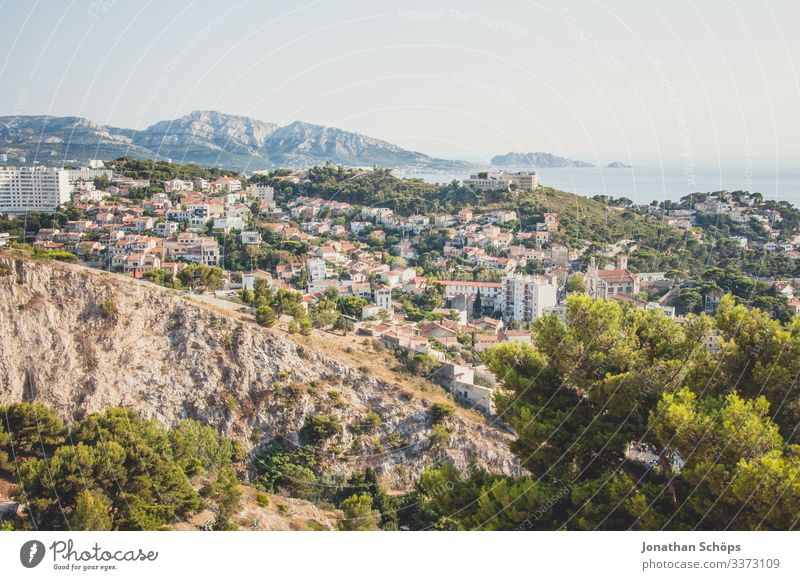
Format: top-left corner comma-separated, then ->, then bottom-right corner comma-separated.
0,254 -> 519,490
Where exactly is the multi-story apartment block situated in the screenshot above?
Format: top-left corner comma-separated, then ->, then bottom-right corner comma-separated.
247,184 -> 274,202
440,280 -> 503,309
501,273 -> 558,322
0,166 -> 71,214
164,232 -> 220,266
305,257 -> 328,281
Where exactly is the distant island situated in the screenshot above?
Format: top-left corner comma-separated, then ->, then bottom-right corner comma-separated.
606,161 -> 632,168
491,151 -> 594,168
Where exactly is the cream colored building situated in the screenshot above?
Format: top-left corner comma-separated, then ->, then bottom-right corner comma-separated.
463,170 -> 539,192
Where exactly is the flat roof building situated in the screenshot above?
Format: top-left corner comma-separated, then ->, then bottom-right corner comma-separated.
0,166 -> 71,214
463,170 -> 539,192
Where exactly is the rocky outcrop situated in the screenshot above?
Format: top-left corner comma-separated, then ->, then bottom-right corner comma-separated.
0,255 -> 519,489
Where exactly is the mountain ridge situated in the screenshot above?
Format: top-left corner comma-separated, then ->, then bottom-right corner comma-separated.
0,110 -> 474,171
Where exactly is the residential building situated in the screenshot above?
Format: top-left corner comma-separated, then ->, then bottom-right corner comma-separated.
306,257 -> 328,281
248,184 -> 274,201
440,280 -> 503,308
211,176 -> 242,193
374,285 -> 393,312
0,166 -> 70,214
213,216 -> 245,232
645,302 -> 676,318
457,208 -> 474,223
501,273 -> 558,322
463,170 -> 539,192
240,231 -> 262,245
164,232 -> 220,266
432,363 -> 494,414
66,167 -> 113,184
163,179 -> 193,192
153,221 -> 180,238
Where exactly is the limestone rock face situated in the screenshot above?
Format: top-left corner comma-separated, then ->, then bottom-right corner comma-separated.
0,255 -> 519,489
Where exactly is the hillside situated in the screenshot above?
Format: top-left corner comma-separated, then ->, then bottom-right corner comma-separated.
0,253 -> 518,492
0,111 -> 474,171
522,186 -> 666,246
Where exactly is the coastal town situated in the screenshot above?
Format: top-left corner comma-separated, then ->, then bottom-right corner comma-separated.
3,161 -> 800,416
3,0 -> 800,555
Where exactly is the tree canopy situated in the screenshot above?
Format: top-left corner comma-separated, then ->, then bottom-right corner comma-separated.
398,294 -> 800,530
1,405 -> 242,530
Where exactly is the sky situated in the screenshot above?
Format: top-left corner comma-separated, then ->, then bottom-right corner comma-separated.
0,0 -> 798,165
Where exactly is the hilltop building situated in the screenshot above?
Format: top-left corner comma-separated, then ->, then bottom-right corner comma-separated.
463,170 -> 539,192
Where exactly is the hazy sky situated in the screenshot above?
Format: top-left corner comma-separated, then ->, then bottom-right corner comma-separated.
1,0 -> 798,164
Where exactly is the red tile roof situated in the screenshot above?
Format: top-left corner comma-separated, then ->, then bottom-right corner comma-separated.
596,269 -> 637,283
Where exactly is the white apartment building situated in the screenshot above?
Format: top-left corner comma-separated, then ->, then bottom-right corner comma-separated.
213,216 -> 245,232
463,171 -> 539,192
163,179 -> 193,192
0,166 -> 71,214
239,231 -> 262,245
501,273 -> 558,323
163,232 -> 220,266
247,184 -> 274,202
439,280 -> 503,308
211,176 -> 242,193
306,257 -> 328,281
374,285 -> 393,312
66,167 -> 113,184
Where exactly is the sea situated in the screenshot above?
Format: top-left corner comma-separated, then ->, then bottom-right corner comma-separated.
394,159 -> 800,206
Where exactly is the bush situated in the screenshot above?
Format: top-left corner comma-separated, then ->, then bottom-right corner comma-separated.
327,390 -> 345,409
99,297 -> 117,319
338,493 -> 380,531
430,402 -> 455,425
255,305 -> 276,327
32,247 -> 78,263
176,263 -> 225,293
430,424 -> 452,447
363,411 -> 382,430
254,442 -> 317,497
169,418 -> 243,477
408,353 -> 438,376
300,414 -> 342,445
